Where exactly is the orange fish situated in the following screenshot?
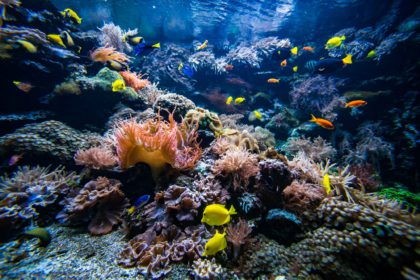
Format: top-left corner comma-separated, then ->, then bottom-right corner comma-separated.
310,114 -> 335,130
9,154 -> 23,166
224,64 -> 234,71
302,46 -> 314,52
280,59 -> 287,67
345,100 -> 367,108
267,78 -> 280,83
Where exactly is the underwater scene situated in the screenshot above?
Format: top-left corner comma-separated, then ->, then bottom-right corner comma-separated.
0,0 -> 419,279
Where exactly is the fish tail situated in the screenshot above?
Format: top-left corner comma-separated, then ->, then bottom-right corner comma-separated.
152,42 -> 160,48
344,102 -> 349,108
341,35 -> 346,40
228,205 -> 237,215
310,114 -> 317,122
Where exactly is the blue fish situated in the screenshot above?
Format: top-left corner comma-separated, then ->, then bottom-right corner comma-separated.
181,65 -> 194,78
133,42 -> 160,56
134,194 -> 150,207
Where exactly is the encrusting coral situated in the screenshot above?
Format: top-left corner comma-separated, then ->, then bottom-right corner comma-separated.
74,146 -> 117,170
57,177 -> 129,235
113,112 -> 202,182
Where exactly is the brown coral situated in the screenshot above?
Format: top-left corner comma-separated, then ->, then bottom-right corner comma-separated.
183,107 -> 224,136
57,177 -> 128,235
212,129 -> 260,155
113,112 -> 202,182
226,219 -> 252,259
119,70 -> 150,92
282,180 -> 326,214
90,46 -> 131,64
74,146 -> 117,169
213,148 -> 259,192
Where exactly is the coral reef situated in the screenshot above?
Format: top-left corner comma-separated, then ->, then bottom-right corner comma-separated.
57,177 -> 128,235
213,148 -> 259,192
212,129 -> 260,155
226,219 -> 252,260
0,120 -> 101,163
74,146 -> 117,170
90,47 -> 131,64
0,166 -> 79,239
282,136 -> 336,162
113,112 -> 202,182
183,107 -> 224,137
153,93 -> 196,121
119,70 -> 150,93
290,75 -> 345,121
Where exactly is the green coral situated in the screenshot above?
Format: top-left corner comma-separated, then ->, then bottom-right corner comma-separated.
378,187 -> 420,210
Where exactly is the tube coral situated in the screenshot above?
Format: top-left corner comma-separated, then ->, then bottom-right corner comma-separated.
113,113 -> 202,182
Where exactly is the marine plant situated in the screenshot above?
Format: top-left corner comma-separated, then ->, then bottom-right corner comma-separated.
74,146 -> 117,170
113,112 -> 202,182
213,148 -> 259,192
378,187 -> 420,210
90,46 -> 131,64
119,70 -> 150,93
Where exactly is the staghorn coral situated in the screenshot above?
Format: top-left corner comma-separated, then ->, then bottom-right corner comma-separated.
213,148 -> 259,192
74,146 -> 117,170
282,180 -> 326,214
191,258 -> 224,280
290,75 -> 345,121
90,46 -> 131,64
0,166 -> 79,238
119,70 -> 150,93
226,219 -> 252,260
98,22 -> 136,52
183,108 -> 224,137
113,112 -> 202,182
282,136 -> 336,162
57,177 -> 128,235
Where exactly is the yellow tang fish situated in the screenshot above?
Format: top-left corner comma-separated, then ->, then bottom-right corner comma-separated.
234,97 -> 245,105
16,40 -> 37,53
291,46 -> 298,55
366,50 -> 376,59
325,35 -> 346,49
203,230 -> 227,256
293,66 -> 298,72
342,54 -> 352,65
47,34 -> 66,48
201,204 -> 237,226
60,8 -> 82,24
196,39 -> 208,51
112,79 -> 126,92
323,174 -> 331,194
226,96 -> 233,105
254,110 -> 262,120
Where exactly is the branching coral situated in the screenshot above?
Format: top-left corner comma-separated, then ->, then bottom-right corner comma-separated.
226,219 -> 252,260
90,46 -> 131,64
119,70 -> 150,93
282,136 -> 336,162
213,148 -> 259,192
57,177 -> 128,235
98,22 -> 136,52
74,146 -> 117,170
282,180 -> 326,214
289,75 -> 345,121
113,112 -> 202,182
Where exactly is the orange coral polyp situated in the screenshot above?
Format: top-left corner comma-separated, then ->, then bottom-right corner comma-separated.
114,113 -> 201,180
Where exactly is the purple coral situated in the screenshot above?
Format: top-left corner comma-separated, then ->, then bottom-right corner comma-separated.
289,75 -> 345,121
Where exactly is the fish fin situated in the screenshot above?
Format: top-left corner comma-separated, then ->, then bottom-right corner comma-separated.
228,205 -> 237,215
152,42 -> 160,48
344,103 -> 349,108
341,35 -> 346,40
310,114 -> 317,122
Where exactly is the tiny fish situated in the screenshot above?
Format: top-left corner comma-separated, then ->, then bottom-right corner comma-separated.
224,64 -> 234,71
13,81 -> 33,93
196,39 -> 208,51
128,194 -> 150,214
281,59 -> 287,67
302,46 -> 314,52
254,110 -> 262,120
345,100 -> 367,108
226,96 -> 233,105
267,78 -> 280,83
234,97 -> 245,105
325,35 -> 346,49
292,66 -> 298,72
290,46 -> 298,55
